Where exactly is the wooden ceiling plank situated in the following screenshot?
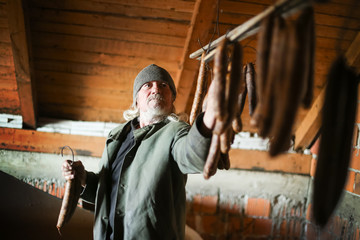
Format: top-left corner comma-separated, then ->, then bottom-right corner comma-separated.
174,0 -> 218,113
38,104 -> 123,122
98,0 -> 195,13
31,32 -> 183,62
31,21 -> 186,48
33,59 -> 177,80
7,0 -> 37,129
37,93 -> 131,111
33,47 -> 180,72
294,31 -> 360,150
221,0 -> 268,15
28,0 -> 193,22
28,8 -> 189,38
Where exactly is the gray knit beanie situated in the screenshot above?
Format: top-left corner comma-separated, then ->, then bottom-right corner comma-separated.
133,64 -> 176,105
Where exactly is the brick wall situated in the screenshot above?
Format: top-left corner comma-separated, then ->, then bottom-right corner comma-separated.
185,170 -> 310,240
186,194 -> 306,239
302,135 -> 360,240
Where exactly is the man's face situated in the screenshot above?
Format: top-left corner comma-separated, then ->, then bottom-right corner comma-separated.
136,81 -> 174,116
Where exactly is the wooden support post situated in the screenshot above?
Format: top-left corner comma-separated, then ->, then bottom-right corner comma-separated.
7,0 -> 37,129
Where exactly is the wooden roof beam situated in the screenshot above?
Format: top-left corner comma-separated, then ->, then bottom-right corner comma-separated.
174,0 -> 218,114
0,127 -> 311,174
7,0 -> 37,129
294,32 -> 360,150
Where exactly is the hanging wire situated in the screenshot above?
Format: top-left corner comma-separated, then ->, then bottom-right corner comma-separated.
196,0 -> 222,82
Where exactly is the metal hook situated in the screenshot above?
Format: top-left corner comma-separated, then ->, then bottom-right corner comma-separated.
61,145 -> 75,165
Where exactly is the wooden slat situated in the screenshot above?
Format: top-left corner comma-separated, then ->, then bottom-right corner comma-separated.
31,21 -> 185,48
31,32 -> 183,62
35,70 -> 135,90
218,12 -> 254,26
7,0 -> 37,128
0,78 -> 17,91
36,81 -> 132,98
37,84 -> 132,110
0,127 -> 105,157
0,89 -> 20,110
0,55 -> 14,67
28,0 -> 193,22
221,1 -> 268,15
315,2 -> 360,19
33,59 -> 177,81
229,149 -> 312,175
37,94 -> 131,111
0,42 -> 12,55
315,12 -> 360,30
0,65 -> 15,78
316,25 -> 358,41
294,32 -> 360,150
0,17 -> 9,28
0,27 -> 10,43
32,47 -> 179,72
0,2 -> 6,17
0,126 -> 311,175
38,103 -> 123,122
174,0 -> 218,113
0,43 -> 20,114
28,8 -> 189,38
98,0 -> 195,13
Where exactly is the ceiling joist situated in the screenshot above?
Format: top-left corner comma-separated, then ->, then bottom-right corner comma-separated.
174,0 -> 218,114
7,0 -> 37,129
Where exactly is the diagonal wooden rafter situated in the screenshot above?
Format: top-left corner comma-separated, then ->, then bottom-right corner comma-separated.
174,0 -> 218,114
294,31 -> 360,150
7,0 -> 37,129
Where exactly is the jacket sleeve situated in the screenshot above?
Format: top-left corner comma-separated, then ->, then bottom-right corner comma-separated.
80,144 -> 108,204
171,113 -> 212,174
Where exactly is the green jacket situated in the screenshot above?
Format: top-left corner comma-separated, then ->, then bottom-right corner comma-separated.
81,116 -> 211,240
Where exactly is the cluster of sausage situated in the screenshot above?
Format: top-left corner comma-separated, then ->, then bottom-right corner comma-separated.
203,39 -> 249,179
189,37 -> 257,179
191,2 -> 360,230
313,56 -> 359,228
251,6 -> 315,157
190,6 -> 316,179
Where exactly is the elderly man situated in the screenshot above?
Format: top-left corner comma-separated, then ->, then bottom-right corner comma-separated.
62,64 -> 215,240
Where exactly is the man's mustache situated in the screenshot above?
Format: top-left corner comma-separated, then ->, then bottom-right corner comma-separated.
147,94 -> 165,103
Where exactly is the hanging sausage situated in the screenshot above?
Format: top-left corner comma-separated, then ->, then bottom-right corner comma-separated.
189,52 -> 208,125
312,55 -> 359,228
251,13 -> 275,128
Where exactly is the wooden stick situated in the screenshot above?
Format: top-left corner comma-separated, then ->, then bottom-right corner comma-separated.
190,0 -> 311,63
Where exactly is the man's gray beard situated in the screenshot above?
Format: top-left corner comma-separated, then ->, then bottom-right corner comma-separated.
140,107 -> 169,124
140,94 -> 170,124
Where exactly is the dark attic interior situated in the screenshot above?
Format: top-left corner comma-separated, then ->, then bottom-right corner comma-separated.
1,0 -> 360,239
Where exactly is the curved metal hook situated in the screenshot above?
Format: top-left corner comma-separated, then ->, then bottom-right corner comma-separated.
61,145 -> 74,165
